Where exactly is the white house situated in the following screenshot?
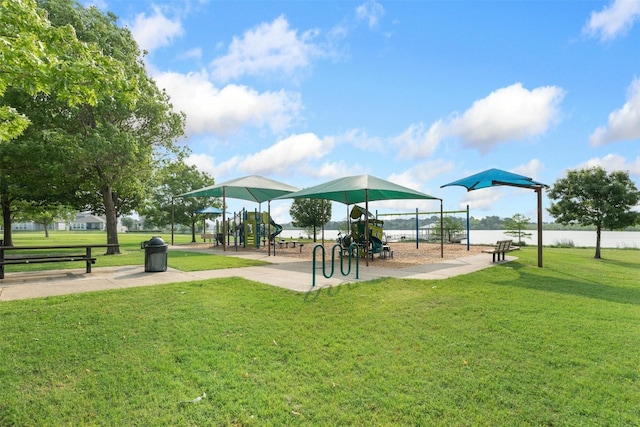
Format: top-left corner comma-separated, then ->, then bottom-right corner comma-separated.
69,213 -> 106,231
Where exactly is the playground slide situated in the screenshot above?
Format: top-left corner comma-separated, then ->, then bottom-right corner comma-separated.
269,219 -> 283,241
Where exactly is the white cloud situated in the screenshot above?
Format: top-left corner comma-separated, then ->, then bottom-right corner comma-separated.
152,70 -> 302,136
338,128 -> 384,152
460,187 -> 504,212
399,83 -> 565,158
185,153 -> 242,179
238,133 -> 334,175
395,121 -> 445,159
312,161 -> 357,180
590,78 -> 640,146
388,160 -> 454,192
356,0 -> 385,29
178,48 -> 202,61
210,15 -> 323,82
451,83 -> 565,153
185,153 -> 217,177
578,154 -> 640,176
128,6 -> 184,53
513,159 -> 544,181
583,0 -> 640,41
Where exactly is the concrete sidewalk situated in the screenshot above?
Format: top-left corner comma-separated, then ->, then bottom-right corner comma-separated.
0,250 -> 511,301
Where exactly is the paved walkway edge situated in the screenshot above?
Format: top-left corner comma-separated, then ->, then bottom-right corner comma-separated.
0,253 -> 514,301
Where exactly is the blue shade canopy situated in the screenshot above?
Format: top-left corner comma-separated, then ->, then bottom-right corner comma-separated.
441,168 -> 547,191
195,206 -> 223,215
179,175 -> 299,203
275,174 -> 440,204
441,168 -> 547,268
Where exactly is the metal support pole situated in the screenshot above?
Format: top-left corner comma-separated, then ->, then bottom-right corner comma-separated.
440,200 -> 444,258
415,208 -> 419,249
171,197 -> 175,245
536,187 -> 543,268
222,187 -> 226,252
466,204 -> 470,251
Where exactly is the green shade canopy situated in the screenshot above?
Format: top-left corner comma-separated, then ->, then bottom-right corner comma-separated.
179,175 -> 299,203
176,175 -> 298,252
275,174 -> 440,266
274,174 -> 440,204
440,168 -> 547,191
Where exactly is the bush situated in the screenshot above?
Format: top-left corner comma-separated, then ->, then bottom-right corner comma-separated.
553,238 -> 575,248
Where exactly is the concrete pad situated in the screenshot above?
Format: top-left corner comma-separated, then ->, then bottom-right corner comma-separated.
0,250 -> 510,301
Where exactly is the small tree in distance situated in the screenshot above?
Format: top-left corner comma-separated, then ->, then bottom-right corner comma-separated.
289,199 -> 332,242
547,167 -> 640,259
435,216 -> 464,243
503,213 -> 532,246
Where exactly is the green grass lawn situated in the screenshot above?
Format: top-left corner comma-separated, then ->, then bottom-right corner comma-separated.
1,241 -> 639,425
1,231 -> 267,273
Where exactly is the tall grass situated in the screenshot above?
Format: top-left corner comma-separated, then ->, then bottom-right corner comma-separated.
1,247 -> 639,425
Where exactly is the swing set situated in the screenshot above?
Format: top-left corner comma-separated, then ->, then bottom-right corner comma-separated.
375,205 -> 471,251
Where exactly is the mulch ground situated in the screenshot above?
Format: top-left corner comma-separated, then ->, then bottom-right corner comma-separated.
190,240 -> 493,270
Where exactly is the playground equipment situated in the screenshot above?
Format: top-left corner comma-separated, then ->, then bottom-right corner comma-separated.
336,205 -> 386,258
215,208 -> 283,251
244,210 -> 283,247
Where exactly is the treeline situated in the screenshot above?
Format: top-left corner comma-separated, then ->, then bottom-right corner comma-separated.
283,215 -> 640,232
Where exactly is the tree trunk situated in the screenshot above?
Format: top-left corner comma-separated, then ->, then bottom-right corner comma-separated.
594,226 -> 602,259
191,218 -> 196,243
102,185 -> 121,255
1,195 -> 13,246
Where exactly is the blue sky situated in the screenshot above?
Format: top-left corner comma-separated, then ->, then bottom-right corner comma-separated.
94,0 -> 639,224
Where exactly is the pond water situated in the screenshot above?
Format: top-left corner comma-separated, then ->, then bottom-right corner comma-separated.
279,229 -> 640,249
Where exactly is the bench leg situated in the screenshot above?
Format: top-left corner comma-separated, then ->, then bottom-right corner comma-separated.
86,248 -> 92,273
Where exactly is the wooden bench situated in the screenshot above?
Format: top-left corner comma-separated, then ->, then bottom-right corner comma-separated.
482,240 -> 520,263
0,244 -> 118,279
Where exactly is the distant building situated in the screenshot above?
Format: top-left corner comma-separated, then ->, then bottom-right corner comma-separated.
8,221 -> 67,231
69,213 -> 106,231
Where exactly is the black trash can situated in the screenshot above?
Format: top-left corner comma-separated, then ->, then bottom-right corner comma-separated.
144,236 -> 168,272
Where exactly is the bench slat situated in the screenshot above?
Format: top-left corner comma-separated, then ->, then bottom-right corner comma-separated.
482,240 -> 517,263
0,257 -> 96,266
4,254 -> 87,261
0,244 -> 112,279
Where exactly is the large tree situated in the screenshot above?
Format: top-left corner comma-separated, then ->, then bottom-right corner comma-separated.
0,0 -> 132,141
289,199 -> 332,242
547,167 -> 640,259
32,0 -> 185,254
141,162 -> 217,242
